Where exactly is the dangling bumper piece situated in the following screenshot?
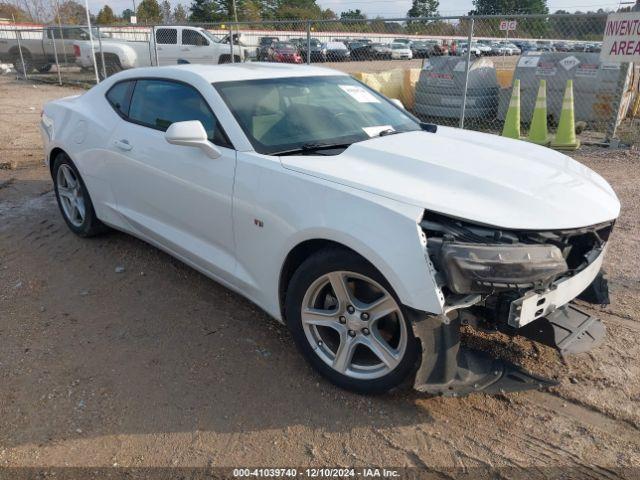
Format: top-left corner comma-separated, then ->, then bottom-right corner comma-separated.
411,315 -> 558,396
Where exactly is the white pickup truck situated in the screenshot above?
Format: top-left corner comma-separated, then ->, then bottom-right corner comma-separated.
74,26 -> 246,78
0,25 -> 100,74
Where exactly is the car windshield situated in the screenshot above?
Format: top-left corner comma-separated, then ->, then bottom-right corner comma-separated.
214,75 -> 421,155
275,42 -> 295,49
391,44 -> 405,49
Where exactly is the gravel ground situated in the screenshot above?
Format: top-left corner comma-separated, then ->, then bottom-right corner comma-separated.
1,75 -> 639,477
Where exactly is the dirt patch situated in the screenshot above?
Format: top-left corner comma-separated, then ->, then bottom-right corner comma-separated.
0,75 -> 639,474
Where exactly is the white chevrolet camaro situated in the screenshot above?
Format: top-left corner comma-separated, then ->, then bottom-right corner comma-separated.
41,63 -> 620,395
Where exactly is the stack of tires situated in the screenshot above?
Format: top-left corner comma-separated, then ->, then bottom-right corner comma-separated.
414,56 -> 499,120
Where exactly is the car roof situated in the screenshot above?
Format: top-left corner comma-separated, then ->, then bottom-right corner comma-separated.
115,63 -> 347,84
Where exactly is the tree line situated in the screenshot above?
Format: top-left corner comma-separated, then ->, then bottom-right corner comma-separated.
0,0 -> 627,40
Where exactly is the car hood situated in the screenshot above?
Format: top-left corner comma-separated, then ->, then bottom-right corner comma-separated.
280,128 -> 620,230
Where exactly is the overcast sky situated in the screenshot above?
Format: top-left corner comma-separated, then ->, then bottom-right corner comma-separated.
83,0 -> 626,17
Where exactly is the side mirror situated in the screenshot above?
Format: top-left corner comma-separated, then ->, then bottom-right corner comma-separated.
390,98 -> 405,109
165,121 -> 221,159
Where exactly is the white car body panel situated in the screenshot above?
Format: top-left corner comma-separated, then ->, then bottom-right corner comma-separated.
41,64 -> 620,325
280,128 -> 619,231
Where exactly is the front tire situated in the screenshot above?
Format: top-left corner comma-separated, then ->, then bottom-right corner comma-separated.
52,153 -> 108,237
285,248 -> 419,394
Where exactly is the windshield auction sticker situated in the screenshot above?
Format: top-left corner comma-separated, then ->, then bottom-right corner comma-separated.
339,85 -> 380,103
601,12 -> 640,62
362,125 -> 393,137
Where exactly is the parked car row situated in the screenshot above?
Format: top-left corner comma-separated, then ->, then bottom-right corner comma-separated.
253,36 -> 454,63
1,25 -> 605,75
253,35 -> 598,64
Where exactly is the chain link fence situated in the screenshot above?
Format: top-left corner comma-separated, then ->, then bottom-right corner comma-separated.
1,14 -> 638,145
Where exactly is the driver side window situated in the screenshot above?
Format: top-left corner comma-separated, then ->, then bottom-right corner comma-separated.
182,29 -> 209,46
127,79 -> 232,148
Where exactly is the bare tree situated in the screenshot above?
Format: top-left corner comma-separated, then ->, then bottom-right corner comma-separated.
6,0 -> 52,22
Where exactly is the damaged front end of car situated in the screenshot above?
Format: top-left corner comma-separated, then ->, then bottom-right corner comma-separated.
412,211 -> 613,396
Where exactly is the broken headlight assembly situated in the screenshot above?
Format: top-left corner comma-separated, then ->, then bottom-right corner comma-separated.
421,211 -> 613,297
411,211 -> 614,396
439,242 -> 568,294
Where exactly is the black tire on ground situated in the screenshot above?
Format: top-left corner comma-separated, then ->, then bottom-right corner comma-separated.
218,54 -> 242,64
285,247 -> 420,394
37,64 -> 52,73
52,152 -> 109,237
11,49 -> 34,74
96,54 -> 122,80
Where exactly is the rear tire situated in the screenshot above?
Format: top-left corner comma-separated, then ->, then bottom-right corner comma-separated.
52,153 -> 109,237
11,50 -> 34,74
97,54 -> 122,80
285,248 -> 419,394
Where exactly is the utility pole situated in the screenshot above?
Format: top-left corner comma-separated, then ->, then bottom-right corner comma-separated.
232,0 -> 238,23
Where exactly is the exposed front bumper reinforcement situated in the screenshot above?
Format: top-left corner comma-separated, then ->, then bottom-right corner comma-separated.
411,315 -> 558,396
518,304 -> 606,357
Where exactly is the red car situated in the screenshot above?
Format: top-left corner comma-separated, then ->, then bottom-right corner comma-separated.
267,42 -> 303,64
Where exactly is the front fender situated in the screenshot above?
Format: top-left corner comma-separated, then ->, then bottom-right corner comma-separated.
232,152 -> 445,322
105,44 -> 137,68
279,223 -> 444,317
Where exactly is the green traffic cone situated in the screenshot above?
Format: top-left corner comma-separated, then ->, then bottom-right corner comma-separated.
551,79 -> 580,151
527,79 -> 550,146
502,79 -> 521,139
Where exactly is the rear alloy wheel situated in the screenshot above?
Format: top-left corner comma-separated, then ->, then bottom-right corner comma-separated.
53,153 -> 108,237
286,249 -> 419,394
56,163 -> 86,228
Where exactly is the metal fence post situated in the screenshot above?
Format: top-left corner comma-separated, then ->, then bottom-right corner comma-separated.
153,26 -> 159,66
147,30 -> 154,66
459,16 -> 474,129
55,0 -> 68,65
16,30 -> 29,80
306,21 -> 311,65
51,28 -> 62,85
11,16 -> 28,80
605,62 -> 631,147
97,26 -> 107,79
229,23 -> 235,63
83,8 -> 100,84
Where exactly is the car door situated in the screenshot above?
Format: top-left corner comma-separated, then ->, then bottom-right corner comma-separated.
155,27 -> 179,65
107,78 -> 238,282
181,29 -> 213,64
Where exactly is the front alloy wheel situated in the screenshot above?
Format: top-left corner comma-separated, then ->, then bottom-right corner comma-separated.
286,249 -> 419,394
301,271 -> 407,379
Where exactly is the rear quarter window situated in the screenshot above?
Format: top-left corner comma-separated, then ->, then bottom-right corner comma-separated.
105,80 -> 133,118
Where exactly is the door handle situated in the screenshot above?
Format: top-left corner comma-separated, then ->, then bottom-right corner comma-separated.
180,47 -> 190,51
114,139 -> 132,151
